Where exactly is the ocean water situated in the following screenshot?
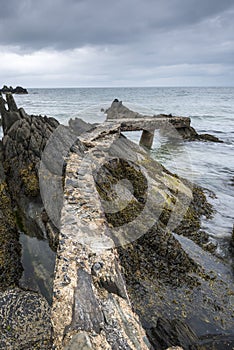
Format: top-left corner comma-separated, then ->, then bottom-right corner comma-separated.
1,87 -> 234,260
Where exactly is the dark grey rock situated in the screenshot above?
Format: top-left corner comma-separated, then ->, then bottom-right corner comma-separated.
69,117 -> 94,136
146,318 -> 199,350
65,269 -> 104,335
198,133 -> 223,143
0,85 -> 28,94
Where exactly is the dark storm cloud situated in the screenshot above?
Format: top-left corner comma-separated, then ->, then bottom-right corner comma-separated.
1,0 -> 233,87
0,0 -> 233,50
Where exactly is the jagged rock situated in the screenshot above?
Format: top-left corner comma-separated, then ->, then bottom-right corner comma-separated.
1,85 -> 14,94
0,98 -> 53,350
146,318 -> 199,350
0,93 -> 59,248
65,269 -> 104,334
0,141 -> 22,290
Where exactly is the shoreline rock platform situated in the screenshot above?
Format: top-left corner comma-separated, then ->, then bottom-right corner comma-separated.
0,94 -> 233,350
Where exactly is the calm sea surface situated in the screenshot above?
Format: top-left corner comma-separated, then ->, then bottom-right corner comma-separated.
1,87 -> 234,262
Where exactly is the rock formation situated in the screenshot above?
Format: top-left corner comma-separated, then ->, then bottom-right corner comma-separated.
0,92 -> 59,246
105,100 -> 223,147
0,93 -> 57,349
0,85 -> 28,94
0,94 -> 233,350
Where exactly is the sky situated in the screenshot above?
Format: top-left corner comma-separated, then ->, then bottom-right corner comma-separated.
0,0 -> 234,87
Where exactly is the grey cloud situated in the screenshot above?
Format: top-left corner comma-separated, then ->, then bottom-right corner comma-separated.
0,0 -> 233,50
0,1 -> 20,19
0,0 -> 234,87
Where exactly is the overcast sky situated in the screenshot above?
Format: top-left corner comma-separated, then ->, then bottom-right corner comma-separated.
0,0 -> 234,87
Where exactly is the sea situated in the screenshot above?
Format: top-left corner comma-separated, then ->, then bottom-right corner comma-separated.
0,87 -> 233,301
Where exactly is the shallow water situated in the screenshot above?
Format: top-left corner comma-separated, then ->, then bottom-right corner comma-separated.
19,232 -> 56,304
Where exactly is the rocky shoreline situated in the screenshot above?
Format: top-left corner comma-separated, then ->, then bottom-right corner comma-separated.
0,94 -> 233,349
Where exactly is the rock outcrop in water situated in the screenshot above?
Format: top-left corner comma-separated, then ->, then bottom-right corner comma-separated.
0,85 -> 28,94
0,94 -> 233,350
105,100 -> 223,146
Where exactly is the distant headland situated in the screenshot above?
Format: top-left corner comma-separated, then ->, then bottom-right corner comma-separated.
0,85 -> 28,94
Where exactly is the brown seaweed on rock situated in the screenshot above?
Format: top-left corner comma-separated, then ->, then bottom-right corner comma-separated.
94,136 -> 234,350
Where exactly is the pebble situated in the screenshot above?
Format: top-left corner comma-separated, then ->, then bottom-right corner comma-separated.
62,274 -> 71,286
91,262 -> 104,276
